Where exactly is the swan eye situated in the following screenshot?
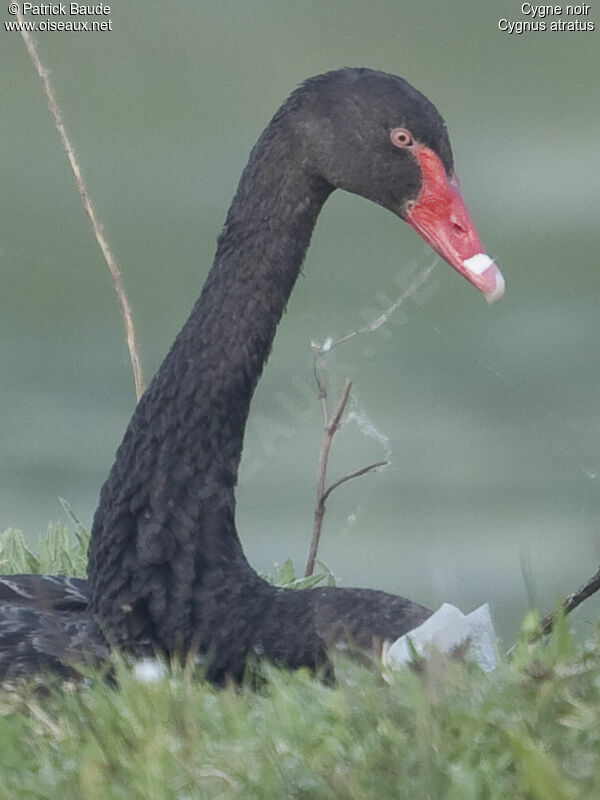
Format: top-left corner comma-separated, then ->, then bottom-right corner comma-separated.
390,127 -> 414,148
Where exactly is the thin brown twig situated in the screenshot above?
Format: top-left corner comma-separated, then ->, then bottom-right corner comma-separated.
305,379 -> 352,577
18,16 -> 145,400
321,461 -> 389,506
506,562 -> 600,657
305,371 -> 389,577
312,350 -> 329,424
307,266 -> 426,577
540,564 -> 600,636
329,378 -> 352,433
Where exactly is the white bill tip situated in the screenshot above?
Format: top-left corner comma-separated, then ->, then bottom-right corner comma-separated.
464,253 -> 494,276
463,253 -> 505,305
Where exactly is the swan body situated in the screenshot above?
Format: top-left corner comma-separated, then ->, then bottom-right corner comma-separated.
0,68 -> 503,682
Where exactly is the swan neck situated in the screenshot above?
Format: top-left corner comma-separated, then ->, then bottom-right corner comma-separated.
87,129 -> 331,649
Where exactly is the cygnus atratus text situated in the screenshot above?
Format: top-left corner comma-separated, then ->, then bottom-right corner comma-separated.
0,68 -> 504,682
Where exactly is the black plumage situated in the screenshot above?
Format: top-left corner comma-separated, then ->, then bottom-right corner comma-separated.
0,68 -> 468,681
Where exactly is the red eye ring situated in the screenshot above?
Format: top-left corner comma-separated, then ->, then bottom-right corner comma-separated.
390,127 -> 414,148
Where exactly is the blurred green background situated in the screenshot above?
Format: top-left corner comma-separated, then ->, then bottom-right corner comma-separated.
2,0 -> 599,641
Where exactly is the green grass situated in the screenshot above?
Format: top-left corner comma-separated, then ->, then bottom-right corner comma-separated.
1,525 -> 599,799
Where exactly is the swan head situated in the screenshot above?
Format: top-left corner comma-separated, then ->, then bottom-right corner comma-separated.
289,68 -> 504,304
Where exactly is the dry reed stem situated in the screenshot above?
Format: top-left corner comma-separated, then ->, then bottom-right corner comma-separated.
18,15 -> 145,400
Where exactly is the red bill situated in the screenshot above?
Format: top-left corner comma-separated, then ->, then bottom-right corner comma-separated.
405,145 -> 505,304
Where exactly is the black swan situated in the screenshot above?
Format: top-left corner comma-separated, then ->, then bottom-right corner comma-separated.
0,68 -> 504,682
